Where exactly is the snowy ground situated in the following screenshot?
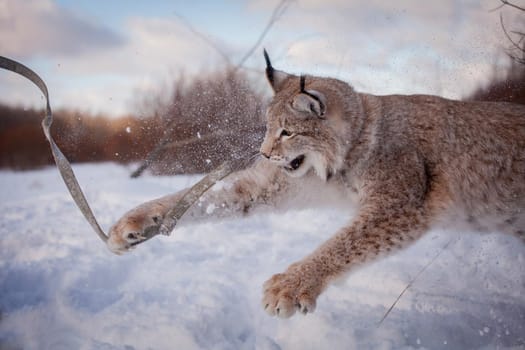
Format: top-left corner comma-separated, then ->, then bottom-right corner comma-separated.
1,163 -> 524,350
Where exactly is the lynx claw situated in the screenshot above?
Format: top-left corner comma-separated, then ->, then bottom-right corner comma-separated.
262,270 -> 318,318
108,210 -> 174,253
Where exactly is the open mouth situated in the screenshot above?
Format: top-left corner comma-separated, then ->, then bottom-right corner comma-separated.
285,155 -> 305,171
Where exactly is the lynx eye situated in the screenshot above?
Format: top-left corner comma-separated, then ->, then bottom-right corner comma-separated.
280,129 -> 292,138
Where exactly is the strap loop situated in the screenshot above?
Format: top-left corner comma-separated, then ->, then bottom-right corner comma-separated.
0,55 -> 254,253
0,56 -> 108,243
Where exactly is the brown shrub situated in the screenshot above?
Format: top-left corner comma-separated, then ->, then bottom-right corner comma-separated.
0,105 -> 162,170
144,68 -> 266,175
0,67 -> 265,173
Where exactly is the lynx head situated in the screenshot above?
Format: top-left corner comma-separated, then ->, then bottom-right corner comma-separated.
260,50 -> 364,181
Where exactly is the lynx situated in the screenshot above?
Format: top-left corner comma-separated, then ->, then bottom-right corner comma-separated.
108,52 -> 525,318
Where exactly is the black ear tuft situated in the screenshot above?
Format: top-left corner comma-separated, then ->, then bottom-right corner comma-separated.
300,75 -> 306,93
263,49 -> 293,93
263,49 -> 272,69
263,48 -> 274,86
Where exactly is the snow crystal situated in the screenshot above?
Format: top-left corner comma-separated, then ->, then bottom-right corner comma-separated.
206,203 -> 217,215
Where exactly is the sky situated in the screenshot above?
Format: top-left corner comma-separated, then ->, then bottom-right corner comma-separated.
0,0 -> 523,117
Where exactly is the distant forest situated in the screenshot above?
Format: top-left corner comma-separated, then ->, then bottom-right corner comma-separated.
1,63 -> 523,174
467,61 -> 525,104
0,69 -> 265,173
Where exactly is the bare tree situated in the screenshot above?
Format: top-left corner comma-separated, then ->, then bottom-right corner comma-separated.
133,69 -> 265,176
172,12 -> 232,66
234,0 -> 292,70
497,0 -> 525,64
131,0 -> 293,177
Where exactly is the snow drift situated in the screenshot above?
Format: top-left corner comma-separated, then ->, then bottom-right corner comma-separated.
0,163 -> 524,349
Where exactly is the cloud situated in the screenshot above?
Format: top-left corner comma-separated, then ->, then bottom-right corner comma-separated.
1,0 -> 523,116
55,17 -> 222,76
257,0 -> 521,99
49,17 -> 227,115
0,0 -> 125,58
0,7 -> 228,116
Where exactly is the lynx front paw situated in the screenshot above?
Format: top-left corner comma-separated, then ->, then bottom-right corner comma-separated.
262,266 -> 321,318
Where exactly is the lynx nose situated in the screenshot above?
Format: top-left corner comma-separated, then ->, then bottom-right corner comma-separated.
260,139 -> 273,159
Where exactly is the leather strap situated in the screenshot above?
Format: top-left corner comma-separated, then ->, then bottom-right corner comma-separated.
0,56 -> 108,243
0,55 -> 254,251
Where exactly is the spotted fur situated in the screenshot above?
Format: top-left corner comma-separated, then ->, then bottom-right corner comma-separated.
109,54 -> 525,318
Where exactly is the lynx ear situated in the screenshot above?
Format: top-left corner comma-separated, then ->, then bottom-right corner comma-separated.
264,49 -> 292,93
292,75 -> 326,117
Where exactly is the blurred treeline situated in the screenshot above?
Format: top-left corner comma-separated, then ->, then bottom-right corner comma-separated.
468,60 -> 525,104
0,104 -> 163,170
0,69 -> 265,174
1,62 -> 523,174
